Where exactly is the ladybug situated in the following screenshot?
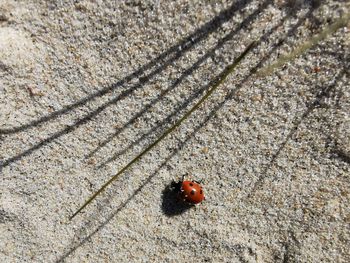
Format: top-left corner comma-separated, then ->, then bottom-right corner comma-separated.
171,176 -> 205,204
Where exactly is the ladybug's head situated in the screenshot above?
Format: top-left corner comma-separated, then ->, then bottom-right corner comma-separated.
170,180 -> 182,192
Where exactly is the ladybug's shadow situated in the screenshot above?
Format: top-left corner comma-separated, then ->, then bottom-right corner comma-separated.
161,183 -> 193,216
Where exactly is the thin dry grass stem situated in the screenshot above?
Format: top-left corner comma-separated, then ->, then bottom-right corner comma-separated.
256,13 -> 350,77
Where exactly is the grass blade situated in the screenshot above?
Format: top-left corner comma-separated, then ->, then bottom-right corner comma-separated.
257,13 -> 349,77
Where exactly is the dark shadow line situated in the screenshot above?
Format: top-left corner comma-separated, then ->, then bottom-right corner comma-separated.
247,68 -> 347,198
331,148 -> 350,164
0,0 -> 252,135
87,0 -> 273,159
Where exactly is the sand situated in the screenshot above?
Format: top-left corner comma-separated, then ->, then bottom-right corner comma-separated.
0,0 -> 349,262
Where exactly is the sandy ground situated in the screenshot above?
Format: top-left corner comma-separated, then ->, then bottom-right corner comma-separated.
0,0 -> 349,262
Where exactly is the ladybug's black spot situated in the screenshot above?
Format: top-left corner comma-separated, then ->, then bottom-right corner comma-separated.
189,183 -> 194,186
190,190 -> 196,195
200,190 -> 203,195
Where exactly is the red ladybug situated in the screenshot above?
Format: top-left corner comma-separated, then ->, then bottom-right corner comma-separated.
172,177 -> 205,204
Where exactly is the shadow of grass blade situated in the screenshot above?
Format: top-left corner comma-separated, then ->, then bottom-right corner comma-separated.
69,41 -> 256,220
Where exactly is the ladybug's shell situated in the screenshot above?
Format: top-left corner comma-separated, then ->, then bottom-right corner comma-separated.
180,180 -> 205,204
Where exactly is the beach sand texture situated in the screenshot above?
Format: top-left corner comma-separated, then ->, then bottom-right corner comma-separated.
0,0 -> 349,262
